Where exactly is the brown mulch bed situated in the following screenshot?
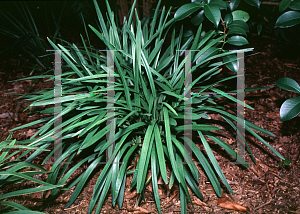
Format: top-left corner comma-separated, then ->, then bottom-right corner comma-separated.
0,35 -> 300,214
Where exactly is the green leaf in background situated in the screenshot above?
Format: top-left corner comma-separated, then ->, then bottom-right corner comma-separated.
232,10 -> 250,22
289,0 -> 300,10
174,3 -> 203,21
226,35 -> 249,46
191,10 -> 205,25
210,0 -> 227,10
227,26 -> 247,36
280,97 -> 300,121
257,22 -> 263,35
279,0 -> 292,13
228,20 -> 250,32
229,0 -> 240,11
244,0 -> 260,9
276,77 -> 300,93
275,11 -> 300,28
204,4 -> 221,27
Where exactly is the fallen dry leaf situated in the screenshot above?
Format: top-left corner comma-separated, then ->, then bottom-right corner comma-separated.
125,191 -> 137,199
217,195 -> 247,212
193,196 -> 211,207
134,206 -> 153,213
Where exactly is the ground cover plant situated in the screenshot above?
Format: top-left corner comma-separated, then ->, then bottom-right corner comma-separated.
0,133 -> 63,213
1,0 -> 289,213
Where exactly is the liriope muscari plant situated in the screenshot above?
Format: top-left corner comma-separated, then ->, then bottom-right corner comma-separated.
0,132 -> 62,213
9,0 -> 284,213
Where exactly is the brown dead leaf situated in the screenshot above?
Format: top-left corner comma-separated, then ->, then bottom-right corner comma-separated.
217,195 -> 247,212
134,206 -> 153,213
193,196 -> 211,207
125,191 -> 137,199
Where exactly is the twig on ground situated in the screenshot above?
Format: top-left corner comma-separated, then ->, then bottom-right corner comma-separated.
253,198 -> 273,211
163,191 -> 178,207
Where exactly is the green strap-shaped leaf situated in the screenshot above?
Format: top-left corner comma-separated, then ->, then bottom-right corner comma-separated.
94,167 -> 113,214
197,131 -> 234,194
137,121 -> 155,193
163,107 -> 181,183
151,146 -> 162,214
153,124 -> 168,184
0,184 -> 63,201
0,201 -> 31,211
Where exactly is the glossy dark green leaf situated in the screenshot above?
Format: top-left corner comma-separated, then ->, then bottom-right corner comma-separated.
204,4 -> 221,27
226,35 -> 249,46
210,0 -> 227,9
227,26 -> 247,36
244,0 -> 260,8
191,10 -> 205,25
232,10 -> 250,22
174,3 -> 203,21
276,77 -> 300,93
222,51 -> 239,73
275,11 -> 300,28
279,0 -> 292,12
228,20 -> 249,32
280,97 -> 300,121
289,0 -> 300,10
229,0 -> 240,11
225,13 -> 233,25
